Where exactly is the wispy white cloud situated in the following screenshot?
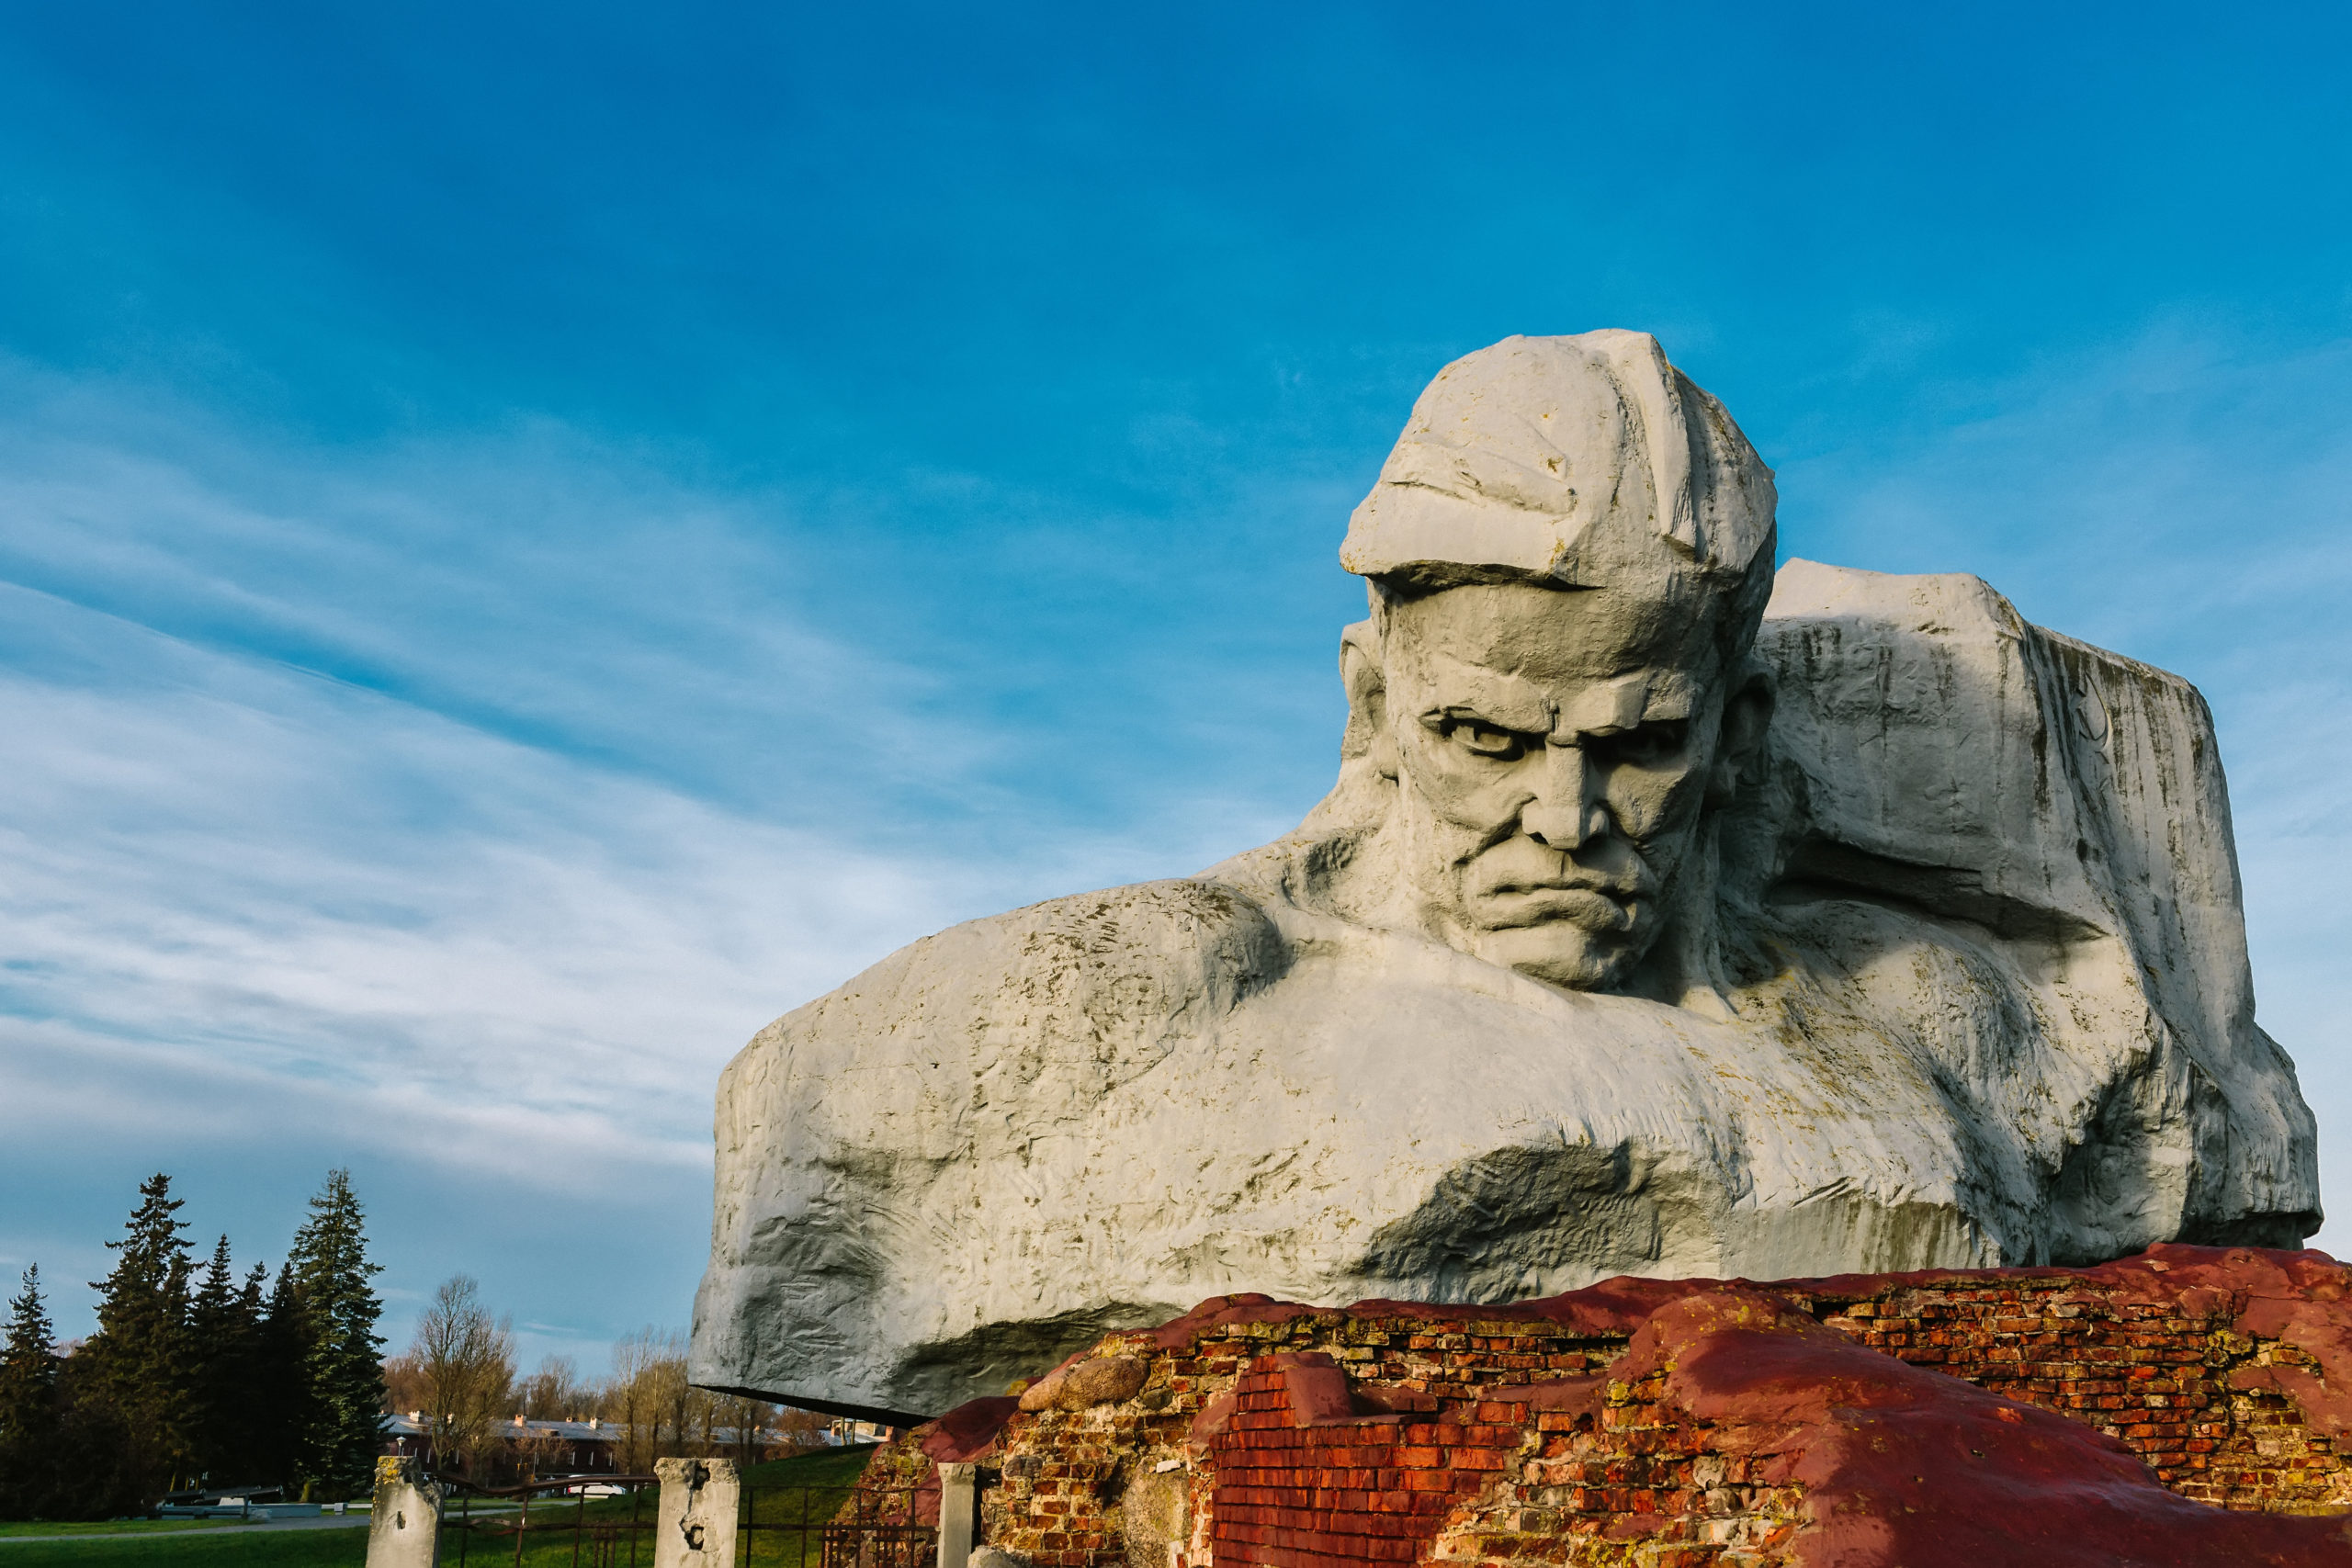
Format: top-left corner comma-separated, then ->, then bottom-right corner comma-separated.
0,581 -> 993,1337
12,319 -> 2344,1360
0,381 -> 1302,1351
0,357 -> 1004,827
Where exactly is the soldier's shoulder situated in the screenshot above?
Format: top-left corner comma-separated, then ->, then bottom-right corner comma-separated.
730,877 -> 1290,1077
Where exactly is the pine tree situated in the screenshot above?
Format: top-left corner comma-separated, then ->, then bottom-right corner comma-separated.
0,1266 -> 60,1518
249,1266 -> 309,1486
285,1170 -> 384,1500
82,1174 -> 195,1500
185,1236 -> 262,1485
229,1264 -> 273,1484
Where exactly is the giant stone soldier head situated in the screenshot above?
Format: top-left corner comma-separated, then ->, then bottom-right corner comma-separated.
692,327 -> 2319,1424
1329,331 -> 1779,998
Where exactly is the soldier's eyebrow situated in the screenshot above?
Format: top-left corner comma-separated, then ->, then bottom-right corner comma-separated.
1408,655 -> 1555,732
1427,703 -> 1537,734
1552,674 -> 1692,737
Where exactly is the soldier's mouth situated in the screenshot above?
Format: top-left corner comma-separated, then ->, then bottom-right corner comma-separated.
1476,885 -> 1634,931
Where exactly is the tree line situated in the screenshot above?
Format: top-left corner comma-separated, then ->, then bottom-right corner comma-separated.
383,1276 -> 822,1482
0,1171 -> 386,1521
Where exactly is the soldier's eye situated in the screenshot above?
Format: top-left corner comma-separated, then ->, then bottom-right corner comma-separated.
1450,720 -> 1523,759
1596,722 -> 1687,767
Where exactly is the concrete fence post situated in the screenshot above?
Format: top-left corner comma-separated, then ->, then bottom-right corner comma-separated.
935,1462 -> 977,1568
366,1456 -> 442,1568
654,1457 -> 741,1568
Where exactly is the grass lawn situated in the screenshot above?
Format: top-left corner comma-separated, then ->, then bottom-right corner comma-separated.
740,1445 -> 877,1491
447,1445 -> 884,1568
0,1447 -> 882,1568
0,1526 -> 368,1566
0,1522 -> 265,1540
443,1445 -> 881,1568
735,1446 -> 884,1568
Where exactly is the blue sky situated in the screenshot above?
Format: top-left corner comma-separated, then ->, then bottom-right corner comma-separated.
2,2 -> 2349,1371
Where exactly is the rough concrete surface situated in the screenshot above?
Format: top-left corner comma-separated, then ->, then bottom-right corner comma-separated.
366,1457 -> 439,1568
693,333 -> 2319,1419
653,1457 -> 739,1568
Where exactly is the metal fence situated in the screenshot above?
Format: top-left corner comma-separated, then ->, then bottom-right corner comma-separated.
741,1482 -> 932,1568
427,1472 -> 934,1568
438,1473 -> 659,1568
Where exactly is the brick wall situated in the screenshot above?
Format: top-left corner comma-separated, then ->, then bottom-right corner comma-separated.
1809,1268 -> 2352,1512
867,1246 -> 2352,1568
1199,1352 -> 1809,1568
1208,1355 -> 1515,1568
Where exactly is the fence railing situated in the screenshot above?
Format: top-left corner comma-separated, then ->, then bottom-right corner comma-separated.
741,1482 -> 931,1568
435,1472 -> 660,1568
422,1473 -> 933,1568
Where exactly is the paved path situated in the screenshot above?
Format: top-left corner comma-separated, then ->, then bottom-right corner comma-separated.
0,1514 -> 376,1545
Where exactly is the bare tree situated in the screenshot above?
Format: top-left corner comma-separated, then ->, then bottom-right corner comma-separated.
513,1418 -> 571,1483
408,1276 -> 514,1479
600,1326 -> 675,1474
770,1404 -> 826,1454
380,1352 -> 430,1416
601,1326 -> 740,1471
718,1393 -> 782,1466
516,1354 -> 591,1420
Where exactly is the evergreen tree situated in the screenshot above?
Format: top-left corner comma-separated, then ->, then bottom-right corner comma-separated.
229,1265 -> 273,1483
185,1237 -> 266,1484
4,1263 -> 141,1521
0,1266 -> 59,1517
248,1266 -> 309,1486
82,1174 -> 195,1500
285,1170 -> 384,1499
52,1348 -> 141,1521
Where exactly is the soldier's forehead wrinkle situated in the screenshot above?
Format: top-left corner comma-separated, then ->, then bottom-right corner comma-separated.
1555,674 -> 1654,736
1385,581 -> 1711,680
1398,654 -> 1692,737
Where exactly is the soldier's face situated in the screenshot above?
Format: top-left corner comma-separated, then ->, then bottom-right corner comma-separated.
1377,581 -> 1727,992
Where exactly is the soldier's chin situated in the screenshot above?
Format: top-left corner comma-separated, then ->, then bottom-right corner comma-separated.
1475,922 -> 1636,992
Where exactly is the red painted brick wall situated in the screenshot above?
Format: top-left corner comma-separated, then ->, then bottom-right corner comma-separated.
863,1245 -> 2352,1568
1209,1354 -> 1519,1568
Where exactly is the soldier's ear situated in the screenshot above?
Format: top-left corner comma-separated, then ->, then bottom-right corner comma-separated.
1339,622 -> 1398,780
1708,662 -> 1774,805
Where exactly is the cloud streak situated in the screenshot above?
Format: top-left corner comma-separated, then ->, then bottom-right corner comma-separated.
6,320 -> 2348,1360
0,381 -> 1300,1352
0,577 -> 988,1341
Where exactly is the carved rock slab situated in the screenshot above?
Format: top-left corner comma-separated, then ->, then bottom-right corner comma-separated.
691,561 -> 2317,1419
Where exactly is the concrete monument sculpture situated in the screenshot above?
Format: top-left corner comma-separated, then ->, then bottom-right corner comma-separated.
692,331 -> 2320,1422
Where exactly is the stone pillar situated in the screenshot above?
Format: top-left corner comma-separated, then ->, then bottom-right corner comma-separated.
654,1457 -> 741,1568
366,1456 -> 441,1568
936,1462 -> 977,1568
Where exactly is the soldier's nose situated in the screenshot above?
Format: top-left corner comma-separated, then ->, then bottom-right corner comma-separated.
1521,745 -> 1606,848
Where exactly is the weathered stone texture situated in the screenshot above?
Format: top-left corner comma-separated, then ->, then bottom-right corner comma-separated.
653,1456 -> 741,1568
365,1456 -> 442,1568
694,333 -> 2317,1419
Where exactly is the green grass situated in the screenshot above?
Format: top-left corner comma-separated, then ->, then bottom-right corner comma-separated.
0,1526 -> 368,1566
0,1448 -> 885,1568
739,1447 -> 876,1491
0,1522 -> 264,1540
738,1443 -> 887,1568
432,1446 -> 882,1568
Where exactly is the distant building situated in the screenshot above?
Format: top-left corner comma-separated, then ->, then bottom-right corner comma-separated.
381,1413 -> 623,1475
379,1410 -> 873,1475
